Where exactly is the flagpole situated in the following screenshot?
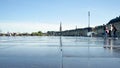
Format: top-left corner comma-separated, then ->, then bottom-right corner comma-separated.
88,11 -> 90,28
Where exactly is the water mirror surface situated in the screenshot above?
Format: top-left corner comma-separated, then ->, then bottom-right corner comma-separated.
0,36 -> 120,68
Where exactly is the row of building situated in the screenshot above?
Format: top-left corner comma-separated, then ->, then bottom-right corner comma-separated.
47,23 -> 93,36
47,21 -> 120,37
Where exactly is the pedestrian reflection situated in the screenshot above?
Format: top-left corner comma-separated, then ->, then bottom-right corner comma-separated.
104,38 -> 114,52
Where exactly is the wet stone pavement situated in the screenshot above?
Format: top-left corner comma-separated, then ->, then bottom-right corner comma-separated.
0,36 -> 120,68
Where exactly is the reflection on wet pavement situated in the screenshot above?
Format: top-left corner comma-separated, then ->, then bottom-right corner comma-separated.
0,36 -> 120,68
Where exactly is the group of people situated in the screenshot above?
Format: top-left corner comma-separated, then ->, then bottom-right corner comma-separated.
103,24 -> 117,38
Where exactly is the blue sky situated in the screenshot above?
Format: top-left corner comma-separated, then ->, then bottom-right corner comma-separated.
0,0 -> 120,33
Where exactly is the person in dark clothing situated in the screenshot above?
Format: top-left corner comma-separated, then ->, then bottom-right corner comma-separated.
112,24 -> 117,38
109,30 -> 111,37
109,24 -> 113,37
103,24 -> 106,33
103,24 -> 109,38
103,24 -> 106,38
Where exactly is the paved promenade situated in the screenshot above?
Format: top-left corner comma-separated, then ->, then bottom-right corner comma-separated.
0,36 -> 120,68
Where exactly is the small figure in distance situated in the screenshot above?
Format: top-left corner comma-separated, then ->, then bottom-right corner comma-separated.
112,24 -> 117,38
105,26 -> 109,38
103,24 -> 109,38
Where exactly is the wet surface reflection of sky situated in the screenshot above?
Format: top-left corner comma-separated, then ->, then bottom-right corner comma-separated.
0,36 -> 120,68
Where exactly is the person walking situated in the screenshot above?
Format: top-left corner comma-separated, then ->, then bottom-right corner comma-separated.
112,24 -> 117,38
109,24 -> 117,38
103,24 -> 109,38
109,24 -> 113,37
105,26 -> 109,38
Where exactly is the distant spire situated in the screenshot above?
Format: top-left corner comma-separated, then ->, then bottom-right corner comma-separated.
76,25 -> 78,36
60,21 -> 62,36
60,21 -> 62,32
76,26 -> 77,30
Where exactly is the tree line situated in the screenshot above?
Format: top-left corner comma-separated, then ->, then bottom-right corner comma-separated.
0,31 -> 46,36
108,16 -> 120,24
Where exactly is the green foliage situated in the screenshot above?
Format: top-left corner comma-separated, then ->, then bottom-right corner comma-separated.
108,16 -> 120,24
31,31 -> 42,36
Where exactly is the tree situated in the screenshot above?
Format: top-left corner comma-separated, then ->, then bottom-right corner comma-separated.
108,16 -> 120,24
31,31 -> 42,36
